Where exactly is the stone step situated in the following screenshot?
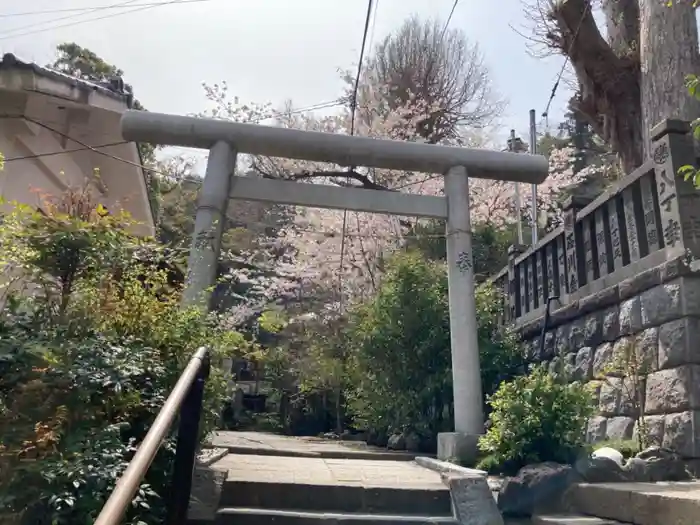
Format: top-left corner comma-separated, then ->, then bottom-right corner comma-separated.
214,508 -> 457,525
216,446 -> 421,462
220,481 -> 452,516
568,482 -> 700,525
533,514 -> 628,525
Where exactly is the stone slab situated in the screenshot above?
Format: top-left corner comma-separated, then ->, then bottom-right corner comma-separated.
442,474 -> 504,525
569,481 -> 700,525
437,432 -> 479,465
216,454 -> 446,488
215,454 -> 451,515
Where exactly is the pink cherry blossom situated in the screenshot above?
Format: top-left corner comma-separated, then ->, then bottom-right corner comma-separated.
199,76 -> 578,321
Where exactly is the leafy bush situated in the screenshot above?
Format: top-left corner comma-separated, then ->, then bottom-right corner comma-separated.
345,251 -> 524,449
478,365 -> 595,473
0,188 -> 244,524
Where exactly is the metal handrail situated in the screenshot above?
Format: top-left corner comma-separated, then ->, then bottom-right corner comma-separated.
94,346 -> 211,525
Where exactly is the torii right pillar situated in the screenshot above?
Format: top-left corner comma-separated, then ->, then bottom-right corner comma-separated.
439,165 -> 484,465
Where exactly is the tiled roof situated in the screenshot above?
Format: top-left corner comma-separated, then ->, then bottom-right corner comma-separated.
0,52 -> 135,108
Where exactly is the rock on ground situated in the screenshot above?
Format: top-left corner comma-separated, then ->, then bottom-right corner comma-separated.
498,462 -> 576,517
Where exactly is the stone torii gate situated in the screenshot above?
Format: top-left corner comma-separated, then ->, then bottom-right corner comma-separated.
120,110 -> 548,463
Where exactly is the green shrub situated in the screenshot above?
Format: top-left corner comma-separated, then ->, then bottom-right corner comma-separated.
345,251 -> 524,448
478,365 -> 595,473
0,188 -> 244,524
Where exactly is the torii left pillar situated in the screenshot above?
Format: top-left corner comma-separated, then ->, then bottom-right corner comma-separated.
181,141 -> 236,307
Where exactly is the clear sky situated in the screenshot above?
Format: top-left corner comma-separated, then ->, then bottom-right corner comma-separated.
0,0 -> 573,154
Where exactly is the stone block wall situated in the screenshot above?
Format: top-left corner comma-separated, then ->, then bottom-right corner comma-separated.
518,265 -> 700,458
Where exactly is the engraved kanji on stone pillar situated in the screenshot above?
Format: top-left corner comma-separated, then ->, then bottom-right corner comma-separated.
545,242 -> 556,299
622,184 -> 641,263
582,216 -> 595,286
561,196 -> 592,294
555,233 -> 566,295
650,119 -> 699,257
594,208 -> 610,277
507,244 -> 526,320
563,201 -> 579,294
608,196 -> 624,270
519,257 -> 528,315
639,172 -> 661,256
527,254 -> 535,313
535,251 -> 544,309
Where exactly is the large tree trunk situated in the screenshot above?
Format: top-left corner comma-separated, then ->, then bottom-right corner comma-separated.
544,0 -> 700,172
639,0 -> 700,155
554,0 -> 643,173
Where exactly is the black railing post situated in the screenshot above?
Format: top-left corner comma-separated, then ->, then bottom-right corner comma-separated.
166,348 -> 210,525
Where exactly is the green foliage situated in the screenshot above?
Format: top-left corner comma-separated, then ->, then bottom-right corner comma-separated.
405,221 -> 514,280
596,338 -> 652,451
50,43 -> 123,81
478,365 -> 595,473
0,187 -> 243,524
345,251 -> 523,446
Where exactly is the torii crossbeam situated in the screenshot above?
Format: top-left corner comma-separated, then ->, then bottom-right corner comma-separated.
121,110 -> 549,464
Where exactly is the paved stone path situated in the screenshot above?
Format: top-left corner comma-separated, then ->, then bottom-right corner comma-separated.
214,453 -> 446,488
209,430 -> 426,460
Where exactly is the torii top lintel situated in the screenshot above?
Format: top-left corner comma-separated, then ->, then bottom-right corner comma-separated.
120,111 -> 548,184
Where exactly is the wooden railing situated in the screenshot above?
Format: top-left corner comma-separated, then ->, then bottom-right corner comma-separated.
491,119 -> 699,326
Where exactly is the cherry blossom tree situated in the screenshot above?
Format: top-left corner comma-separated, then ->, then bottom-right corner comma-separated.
199,77 -> 580,321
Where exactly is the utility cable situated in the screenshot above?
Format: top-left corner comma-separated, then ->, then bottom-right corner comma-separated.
1,99 -> 345,163
0,1 -> 211,18
541,0 -> 591,123
0,0 -> 210,42
0,0 -> 141,40
438,0 -> 460,43
337,0 -> 375,312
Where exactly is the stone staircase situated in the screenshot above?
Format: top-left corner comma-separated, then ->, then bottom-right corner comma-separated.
208,454 -> 456,525
191,433 -> 700,525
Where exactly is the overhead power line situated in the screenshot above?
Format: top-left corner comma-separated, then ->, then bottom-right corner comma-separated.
439,0 -> 460,42
0,1 -> 211,18
1,98 -> 346,163
337,0 -> 375,309
0,0 -> 214,42
0,0 -> 141,39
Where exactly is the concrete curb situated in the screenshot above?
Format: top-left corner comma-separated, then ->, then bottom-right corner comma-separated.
415,456 -> 488,479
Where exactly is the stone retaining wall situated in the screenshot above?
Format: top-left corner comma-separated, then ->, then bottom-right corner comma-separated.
518,259 -> 700,457
486,119 -> 700,458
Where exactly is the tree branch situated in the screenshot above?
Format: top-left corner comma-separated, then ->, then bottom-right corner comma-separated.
279,170 -> 392,191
